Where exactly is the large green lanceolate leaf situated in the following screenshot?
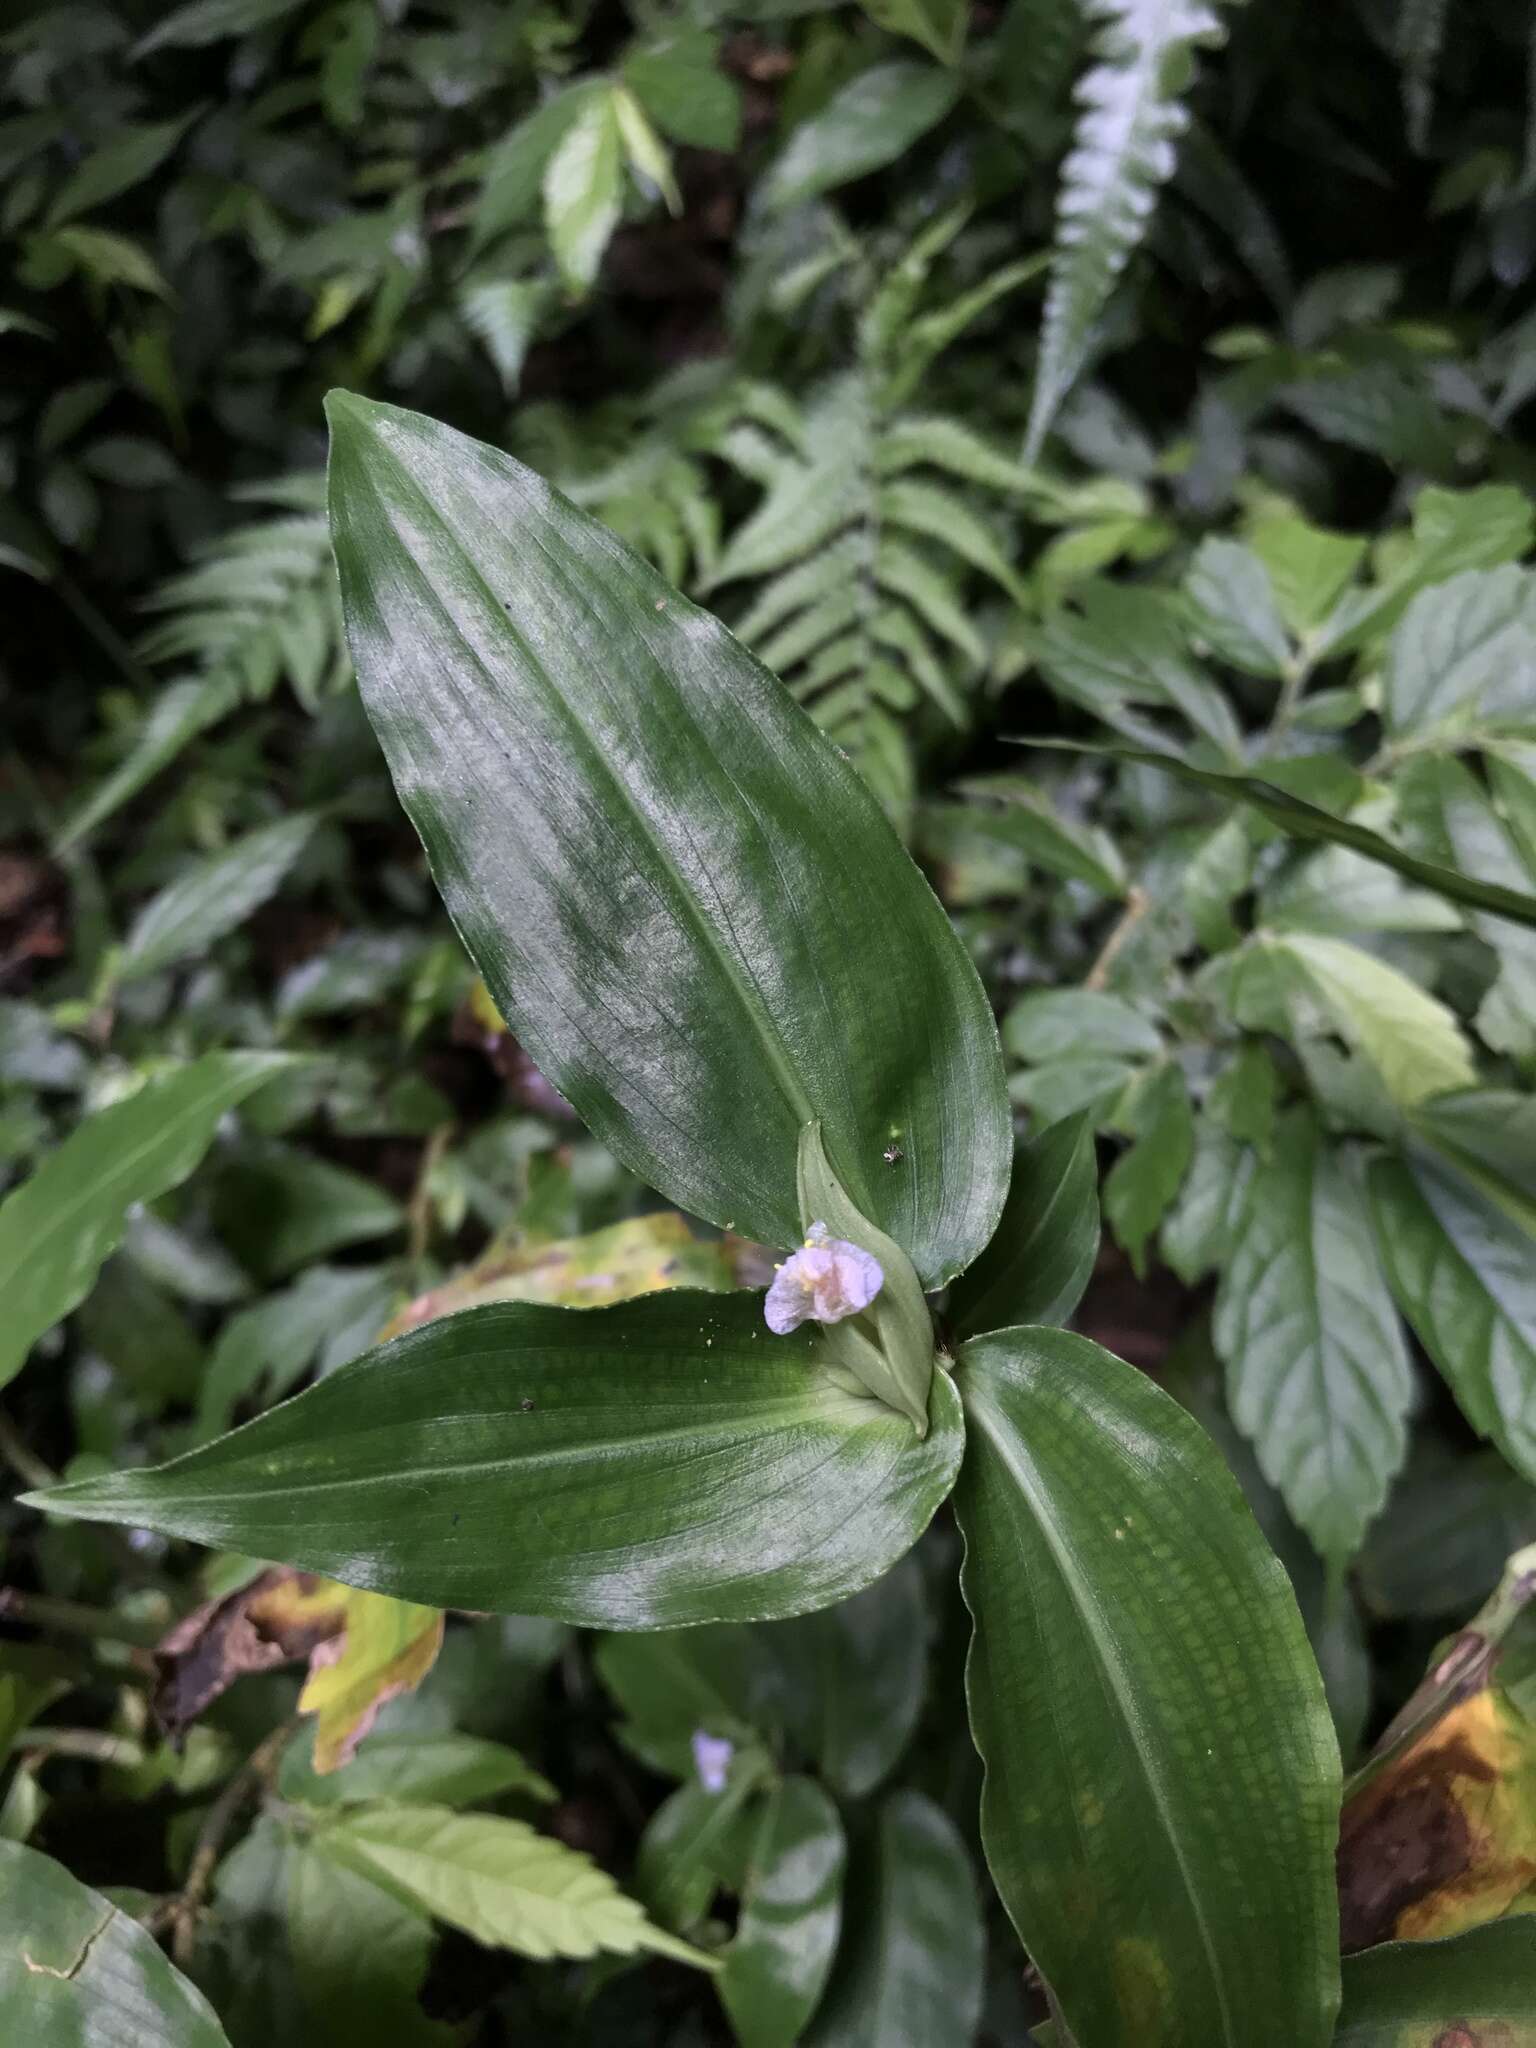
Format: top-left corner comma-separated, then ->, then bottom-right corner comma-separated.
1335,1921 -> 1536,2045
1214,1111 -> 1411,1567
719,1777 -> 845,2048
804,1792 -> 983,2048
1370,1152 -> 1536,1484
954,1328 -> 1340,2048
325,394 -> 1008,1287
948,1114 -> 1099,1339
0,1838 -> 232,2047
25,1292 -> 964,1627
0,1051 -> 288,1393
1028,743 -> 1536,929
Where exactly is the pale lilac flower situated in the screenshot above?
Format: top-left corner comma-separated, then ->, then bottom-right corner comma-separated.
763,1222 -> 884,1335
692,1730 -> 735,1793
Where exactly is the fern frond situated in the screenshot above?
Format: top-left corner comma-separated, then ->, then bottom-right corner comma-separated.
1025,0 -> 1229,461
707,371 -> 1028,807
134,483 -> 346,713
62,476 -> 346,844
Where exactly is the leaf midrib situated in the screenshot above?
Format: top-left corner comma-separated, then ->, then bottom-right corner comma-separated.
345,417 -> 820,1158
966,1374 -> 1238,2047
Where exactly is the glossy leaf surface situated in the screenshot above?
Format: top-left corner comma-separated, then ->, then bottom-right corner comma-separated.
27,1292 -> 964,1627
0,1051 -> 288,1392
1371,1151 -> 1536,1484
1335,1920 -> 1536,2045
949,1114 -> 1099,1338
1214,1111 -> 1411,1566
326,393 -> 1008,1286
803,1791 -> 982,2048
719,1777 -> 845,2048
955,1326 -> 1339,2048
0,1838 -> 232,2047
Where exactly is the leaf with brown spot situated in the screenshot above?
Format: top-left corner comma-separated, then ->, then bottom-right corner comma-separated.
1340,1544 -> 1536,1950
153,1568 -> 349,1737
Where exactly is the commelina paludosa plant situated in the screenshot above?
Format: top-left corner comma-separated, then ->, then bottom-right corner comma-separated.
26,394 -> 1343,2048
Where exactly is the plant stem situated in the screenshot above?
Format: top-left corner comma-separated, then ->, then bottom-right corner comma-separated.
1083,885 -> 1150,991
0,1587 -> 162,1650
163,1718 -> 297,1968
0,1413 -> 57,1492
15,1727 -> 148,1767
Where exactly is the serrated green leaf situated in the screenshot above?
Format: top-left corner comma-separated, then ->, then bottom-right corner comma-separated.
1005,989 -> 1161,1063
136,0 -> 305,50
287,1844 -> 450,2047
623,29 -> 742,150
803,1791 -> 982,2048
950,1115 -> 1100,1338
543,88 -> 623,293
720,1777 -> 845,2048
1262,843 -> 1463,937
470,85 -> 599,253
325,394 -> 1008,1286
1103,1059 -> 1194,1272
858,0 -> 967,65
1272,931 -> 1475,1107
1411,1089 -> 1536,1220
955,1326 -> 1340,2048
1183,537 -> 1291,678
1160,1125 -> 1254,1285
1316,485 -> 1536,657
955,775 -> 1127,895
120,813 -> 316,982
0,1053 -> 288,1392
1208,1040 -> 1279,1150
0,1838 -> 231,2045
760,64 -> 959,214
26,1292 -> 965,1626
1246,509 -> 1367,638
1382,565 -> 1536,739
282,1730 -> 552,1809
1214,1111 -> 1411,1565
311,1802 -> 714,1967
1371,1151 -> 1536,1486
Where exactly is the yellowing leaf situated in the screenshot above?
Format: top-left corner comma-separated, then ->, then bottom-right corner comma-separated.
1273,932 -> 1475,1107
1341,1688 -> 1536,1947
379,1210 -> 741,1339
299,1589 -> 444,1774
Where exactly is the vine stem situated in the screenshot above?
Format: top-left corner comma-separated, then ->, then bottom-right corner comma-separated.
0,1586 -> 160,1650
161,1718 -> 298,1968
1083,885 -> 1150,991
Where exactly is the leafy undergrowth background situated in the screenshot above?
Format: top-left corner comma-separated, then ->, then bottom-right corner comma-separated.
5,0 -> 1536,2040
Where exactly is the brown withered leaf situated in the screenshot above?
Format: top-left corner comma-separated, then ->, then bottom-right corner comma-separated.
1339,1543 -> 1536,1951
153,1568 -> 349,1737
